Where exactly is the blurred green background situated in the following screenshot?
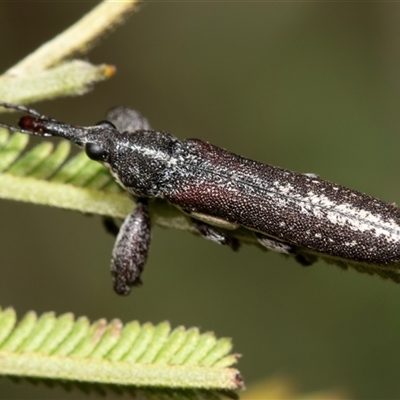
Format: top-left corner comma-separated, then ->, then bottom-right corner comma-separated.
1,2 -> 400,399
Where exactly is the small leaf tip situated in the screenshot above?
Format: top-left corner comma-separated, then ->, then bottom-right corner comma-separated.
104,64 -> 116,78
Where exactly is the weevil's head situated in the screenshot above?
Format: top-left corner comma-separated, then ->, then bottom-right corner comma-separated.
19,114 -> 180,198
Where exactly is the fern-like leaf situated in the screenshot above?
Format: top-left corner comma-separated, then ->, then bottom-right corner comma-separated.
0,130 -> 136,218
0,308 -> 243,398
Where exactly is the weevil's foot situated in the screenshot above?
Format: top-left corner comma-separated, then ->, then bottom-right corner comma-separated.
113,276 -> 143,296
295,253 -> 317,267
113,279 -> 132,296
102,216 -> 120,237
191,218 -> 240,251
255,232 -> 318,266
228,237 -> 240,251
255,233 -> 293,254
303,172 -> 319,179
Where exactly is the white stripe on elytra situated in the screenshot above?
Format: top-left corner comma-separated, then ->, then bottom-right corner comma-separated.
282,186 -> 400,242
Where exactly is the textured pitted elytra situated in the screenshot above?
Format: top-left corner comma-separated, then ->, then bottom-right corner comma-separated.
165,139 -> 400,265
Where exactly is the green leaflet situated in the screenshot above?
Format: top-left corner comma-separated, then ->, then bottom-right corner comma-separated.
0,129 -> 135,218
0,61 -> 116,106
0,308 -> 243,398
0,130 -> 120,191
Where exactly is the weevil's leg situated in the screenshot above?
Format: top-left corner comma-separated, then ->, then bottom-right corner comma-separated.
190,218 -> 240,251
106,107 -> 150,132
294,253 -> 317,266
255,232 -> 317,266
303,173 -> 319,179
110,198 -> 151,296
255,233 -> 294,254
102,216 -> 120,237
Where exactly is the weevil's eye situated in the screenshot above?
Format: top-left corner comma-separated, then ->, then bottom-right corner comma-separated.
85,142 -> 108,161
96,120 -> 116,129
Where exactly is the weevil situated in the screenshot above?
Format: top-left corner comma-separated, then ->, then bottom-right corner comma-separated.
1,101 -> 400,295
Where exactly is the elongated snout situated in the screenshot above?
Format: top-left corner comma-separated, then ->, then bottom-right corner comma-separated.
19,116 -> 51,136
18,115 -> 87,145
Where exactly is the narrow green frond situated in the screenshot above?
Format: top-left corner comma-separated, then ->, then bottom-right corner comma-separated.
0,173 -> 134,218
183,332 -> 218,366
29,141 -> 71,180
170,328 -> 202,365
0,308 -> 243,398
50,152 -> 98,183
0,132 -> 29,172
0,131 -> 133,218
84,167 -> 118,190
0,129 -> 9,148
0,61 -> 116,105
7,142 -> 54,176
